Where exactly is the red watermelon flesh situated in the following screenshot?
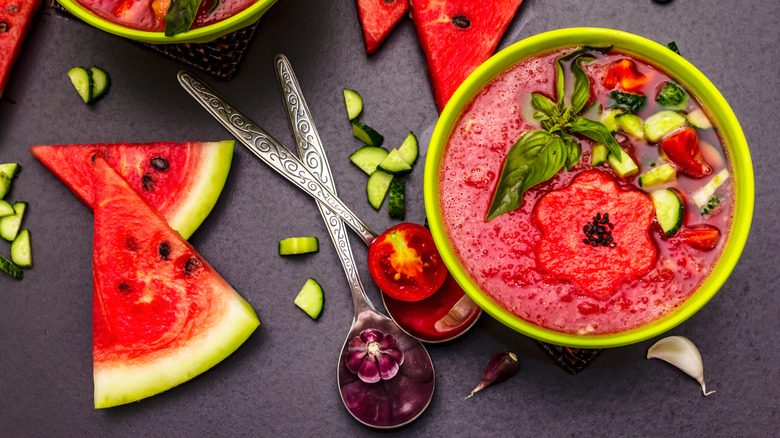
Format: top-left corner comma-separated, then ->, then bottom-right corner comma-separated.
409,0 -> 523,112
30,141 -> 233,240
0,0 -> 41,97
91,154 -> 259,408
356,0 -> 409,54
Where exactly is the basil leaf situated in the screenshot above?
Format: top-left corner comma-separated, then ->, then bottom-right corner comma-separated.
667,41 -> 681,55
164,0 -> 205,37
531,93 -> 559,117
570,56 -> 594,115
486,130 -> 567,221
555,45 -> 612,107
570,117 -> 622,160
565,140 -> 582,171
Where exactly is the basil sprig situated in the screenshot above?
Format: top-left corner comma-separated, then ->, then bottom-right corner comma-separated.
164,0 -> 205,37
486,46 -> 620,221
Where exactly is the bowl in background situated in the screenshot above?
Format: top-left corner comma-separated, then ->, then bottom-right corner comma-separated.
56,0 -> 278,44
424,28 -> 754,348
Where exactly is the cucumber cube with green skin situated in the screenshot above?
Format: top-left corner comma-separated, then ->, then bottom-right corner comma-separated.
0,163 -> 20,179
387,178 -> 405,219
0,200 -> 14,217
377,149 -> 413,175
11,229 -> 31,268
0,253 -> 23,280
651,189 -> 684,236
278,237 -> 319,255
0,202 -> 26,242
639,163 -> 676,187
367,171 -> 393,210
343,89 -> 363,120
616,113 -> 646,140
607,146 -> 638,178
643,111 -> 688,143
349,146 -> 388,175
352,121 -> 384,147
0,174 -> 10,200
591,143 -> 608,166
397,132 -> 419,166
294,278 -> 323,319
686,109 -> 712,129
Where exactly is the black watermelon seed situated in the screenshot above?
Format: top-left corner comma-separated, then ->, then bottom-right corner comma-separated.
118,282 -> 131,293
150,157 -> 169,171
583,238 -> 590,245
610,242 -> 617,248
142,174 -> 154,191
0,22 -> 9,33
184,256 -> 200,275
383,0 -> 395,3
158,241 -> 171,260
126,236 -> 138,251
90,153 -> 96,163
609,223 -> 614,229
452,15 -> 470,28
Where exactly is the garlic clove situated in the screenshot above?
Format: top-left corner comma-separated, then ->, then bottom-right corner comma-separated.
647,336 -> 715,396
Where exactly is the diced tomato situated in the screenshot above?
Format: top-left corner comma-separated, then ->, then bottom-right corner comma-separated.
603,59 -> 648,92
368,223 -> 448,302
0,0 -> 41,97
659,127 -> 713,178
678,224 -> 721,250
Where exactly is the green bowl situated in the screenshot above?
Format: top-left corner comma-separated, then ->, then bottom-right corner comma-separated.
424,28 -> 754,349
57,0 -> 278,44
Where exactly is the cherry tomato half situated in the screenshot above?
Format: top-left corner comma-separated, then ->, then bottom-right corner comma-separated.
603,59 -> 649,92
368,223 -> 448,302
659,127 -> 713,178
678,224 -> 721,250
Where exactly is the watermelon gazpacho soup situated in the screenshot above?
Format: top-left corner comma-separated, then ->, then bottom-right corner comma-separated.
438,46 -> 733,335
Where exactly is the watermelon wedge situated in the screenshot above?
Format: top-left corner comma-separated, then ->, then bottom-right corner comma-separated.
409,0 -> 524,112
355,0 -> 409,54
91,154 -> 259,408
0,0 -> 41,97
30,141 -> 233,240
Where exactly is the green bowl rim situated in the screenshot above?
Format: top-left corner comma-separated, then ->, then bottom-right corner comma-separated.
424,27 -> 754,348
56,0 -> 277,44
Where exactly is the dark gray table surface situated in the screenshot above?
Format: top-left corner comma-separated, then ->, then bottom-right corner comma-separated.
1,0 -> 777,436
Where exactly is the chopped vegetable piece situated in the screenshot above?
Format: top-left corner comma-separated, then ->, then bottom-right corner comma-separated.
615,113 -> 645,140
278,237 -> 319,255
67,67 -> 93,104
651,189 -> 684,237
0,200 -> 14,217
590,143 -> 608,166
0,163 -> 20,179
352,120 -> 384,146
0,173 -> 10,200
639,163 -> 676,187
647,336 -> 715,396
349,146 -> 388,175
678,224 -> 721,250
643,110 -> 688,143
609,91 -> 647,112
699,196 -> 721,216
692,169 -> 729,207
656,81 -> 687,108
659,128 -> 712,178
666,42 -> 681,55
367,223 -> 447,302
397,132 -> 419,166
0,252 -> 23,280
607,146 -> 638,178
294,278 -> 323,319
467,350 -> 520,398
10,228 -> 30,268
387,178 -> 405,219
600,108 -> 623,133
686,109 -> 712,129
0,201 -> 26,241
377,148 -> 413,175
343,88 -> 363,120
90,67 -> 111,101
603,59 -> 648,92
366,170 -> 393,210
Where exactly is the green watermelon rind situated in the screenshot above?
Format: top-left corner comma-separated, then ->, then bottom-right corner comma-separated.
94,294 -> 259,408
167,140 -> 234,240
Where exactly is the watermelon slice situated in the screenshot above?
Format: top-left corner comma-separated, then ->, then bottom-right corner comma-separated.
409,0 -> 524,112
355,0 -> 409,54
0,0 -> 41,97
91,154 -> 259,408
30,141 -> 233,240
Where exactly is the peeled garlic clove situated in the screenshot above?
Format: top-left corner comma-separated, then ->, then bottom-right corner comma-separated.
647,336 -> 715,396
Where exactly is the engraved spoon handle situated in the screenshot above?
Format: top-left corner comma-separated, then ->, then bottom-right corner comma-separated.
274,55 -> 376,315
177,70 -> 377,247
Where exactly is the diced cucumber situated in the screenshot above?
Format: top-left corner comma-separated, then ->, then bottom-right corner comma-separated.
349,146 -> 388,175
616,113 -> 646,140
0,253 -> 23,280
0,202 -> 26,242
0,200 -> 14,217
294,278 -> 323,319
377,149 -> 412,175
651,189 -> 684,237
643,110 -> 688,143
591,143 -> 608,166
0,163 -> 20,179
343,89 -> 363,120
699,196 -> 721,216
397,132 -> 419,166
638,163 -> 676,187
90,67 -> 111,100
692,169 -> 729,208
656,81 -> 688,108
601,108 -> 624,133
0,174 -> 10,200
387,178 -> 405,219
607,146 -> 639,178
352,121 -> 384,146
609,91 -> 647,112
68,67 -> 93,104
686,109 -> 713,129
367,171 -> 393,210
278,237 -> 319,255
11,229 -> 31,268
